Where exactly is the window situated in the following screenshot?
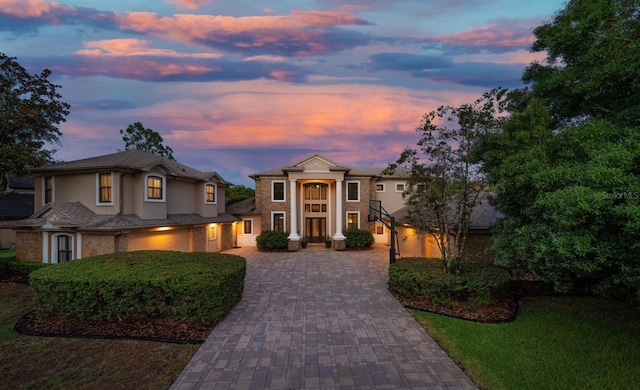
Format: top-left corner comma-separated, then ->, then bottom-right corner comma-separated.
97,173 -> 113,204
346,212 -> 359,230
376,221 -> 384,235
376,183 -> 385,192
272,181 -> 285,202
243,219 -> 253,235
205,183 -> 217,204
146,175 -> 164,201
272,212 -> 285,232
44,176 -> 54,204
305,183 -> 327,200
395,182 -> 406,192
346,181 -> 359,202
56,235 -> 72,263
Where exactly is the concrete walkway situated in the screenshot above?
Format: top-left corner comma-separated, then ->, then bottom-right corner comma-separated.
171,245 -> 477,389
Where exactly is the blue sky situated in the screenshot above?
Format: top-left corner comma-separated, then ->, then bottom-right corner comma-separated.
0,0 -> 565,186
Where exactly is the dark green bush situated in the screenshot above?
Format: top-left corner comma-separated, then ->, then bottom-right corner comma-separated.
29,251 -> 246,325
389,258 -> 511,307
0,256 -> 49,276
256,230 -> 289,251
344,229 -> 375,249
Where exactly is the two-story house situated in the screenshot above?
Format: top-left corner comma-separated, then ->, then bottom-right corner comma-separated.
10,150 -> 237,263
228,153 -> 410,250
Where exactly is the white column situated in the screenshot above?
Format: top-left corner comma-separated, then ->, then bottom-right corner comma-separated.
42,231 -> 49,264
288,179 -> 300,240
334,179 -> 346,240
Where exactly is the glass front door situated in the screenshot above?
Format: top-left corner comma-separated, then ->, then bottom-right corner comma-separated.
305,218 -> 326,243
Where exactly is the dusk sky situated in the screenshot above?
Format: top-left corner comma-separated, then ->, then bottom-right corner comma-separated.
1,0 -> 564,187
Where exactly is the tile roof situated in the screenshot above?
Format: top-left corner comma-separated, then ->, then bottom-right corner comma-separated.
30,150 -> 233,185
0,192 -> 34,220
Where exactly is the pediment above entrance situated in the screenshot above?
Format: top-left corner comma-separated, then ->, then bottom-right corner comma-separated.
286,153 -> 351,174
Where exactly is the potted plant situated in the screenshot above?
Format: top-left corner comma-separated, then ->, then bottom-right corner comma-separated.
301,236 -> 308,248
325,235 -> 332,248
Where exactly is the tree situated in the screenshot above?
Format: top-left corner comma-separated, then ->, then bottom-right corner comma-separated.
387,89 -> 506,272
523,0 -> 640,127
479,0 -> 640,304
120,122 -> 174,159
0,53 -> 70,180
226,185 -> 255,205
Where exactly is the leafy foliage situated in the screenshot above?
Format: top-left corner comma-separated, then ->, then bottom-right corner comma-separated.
256,230 -> 289,251
120,122 -> 175,159
226,185 -> 255,205
387,89 -> 506,272
29,251 -> 246,325
344,229 -> 375,249
0,53 -> 70,179
389,258 -> 511,308
524,0 -> 640,127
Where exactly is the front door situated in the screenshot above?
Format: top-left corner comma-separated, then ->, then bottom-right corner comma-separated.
305,218 -> 326,243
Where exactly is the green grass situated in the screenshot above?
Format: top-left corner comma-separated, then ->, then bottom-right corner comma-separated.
0,249 -> 16,258
412,297 -> 640,390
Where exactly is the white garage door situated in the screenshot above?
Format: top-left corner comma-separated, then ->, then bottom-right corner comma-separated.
127,229 -> 191,252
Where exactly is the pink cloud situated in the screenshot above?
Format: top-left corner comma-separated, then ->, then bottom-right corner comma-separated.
76,39 -> 222,58
426,23 -> 536,53
166,0 -> 213,10
0,0 -> 74,21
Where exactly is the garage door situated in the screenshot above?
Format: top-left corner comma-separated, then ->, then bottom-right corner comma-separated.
127,229 -> 191,252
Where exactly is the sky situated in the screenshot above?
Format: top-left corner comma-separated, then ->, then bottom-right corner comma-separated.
1,0 -> 565,187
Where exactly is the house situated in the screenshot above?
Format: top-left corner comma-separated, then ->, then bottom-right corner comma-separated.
0,175 -> 35,249
229,153 -> 410,250
9,150 -> 237,263
390,192 -> 499,262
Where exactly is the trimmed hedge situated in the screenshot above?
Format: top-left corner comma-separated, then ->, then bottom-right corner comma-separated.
256,230 -> 289,251
389,258 -> 511,307
0,255 -> 49,276
29,251 -> 246,325
344,229 -> 375,249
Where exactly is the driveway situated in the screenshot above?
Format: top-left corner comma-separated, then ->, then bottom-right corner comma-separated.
171,245 -> 477,389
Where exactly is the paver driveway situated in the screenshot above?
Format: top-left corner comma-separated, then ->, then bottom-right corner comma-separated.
172,245 -> 477,389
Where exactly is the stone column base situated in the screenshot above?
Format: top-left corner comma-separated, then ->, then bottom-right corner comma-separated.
288,240 -> 301,252
333,239 -> 346,251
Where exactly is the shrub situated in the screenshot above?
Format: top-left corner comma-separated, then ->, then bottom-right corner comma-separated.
29,251 -> 246,325
256,230 -> 289,251
389,258 -> 511,308
0,256 -> 49,277
344,229 -> 375,249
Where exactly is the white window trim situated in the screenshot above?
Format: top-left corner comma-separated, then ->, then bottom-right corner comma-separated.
346,211 -> 360,230
346,181 -> 360,202
242,218 -> 253,235
204,182 -> 217,204
375,183 -> 385,192
145,173 -> 166,202
271,211 -> 287,232
395,182 -> 406,193
272,180 -> 286,202
42,176 -> 55,205
96,172 -> 114,206
51,233 -> 74,264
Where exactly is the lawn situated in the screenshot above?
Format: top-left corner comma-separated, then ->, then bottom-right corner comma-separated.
412,296 -> 640,390
0,282 -> 198,389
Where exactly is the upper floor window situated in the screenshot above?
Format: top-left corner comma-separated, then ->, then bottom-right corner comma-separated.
395,183 -> 406,192
205,183 -> 217,204
146,174 -> 165,201
375,183 -> 385,192
43,176 -> 54,204
272,181 -> 285,202
305,183 -> 327,200
347,181 -> 359,202
97,173 -> 113,204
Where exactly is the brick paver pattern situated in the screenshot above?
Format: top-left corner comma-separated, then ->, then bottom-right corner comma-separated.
171,245 -> 477,389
